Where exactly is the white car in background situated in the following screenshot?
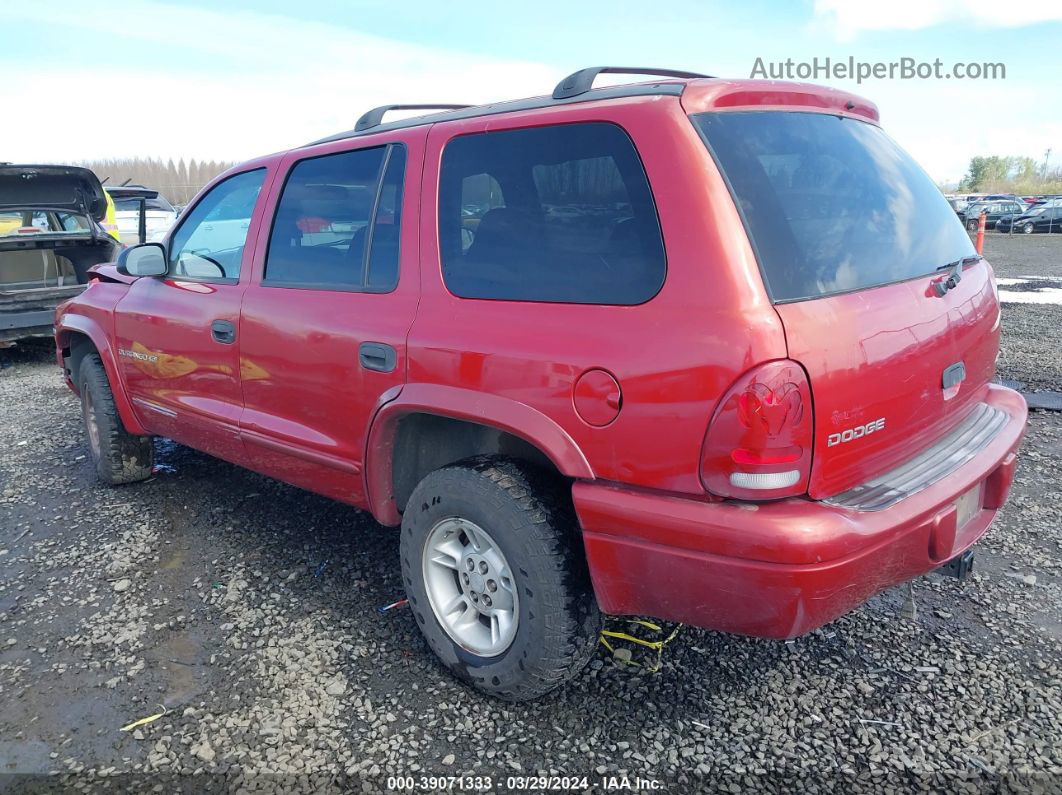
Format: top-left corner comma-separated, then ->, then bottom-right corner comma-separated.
105,185 -> 178,245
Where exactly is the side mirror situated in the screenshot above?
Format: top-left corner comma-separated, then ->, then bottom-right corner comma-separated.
117,243 -> 167,277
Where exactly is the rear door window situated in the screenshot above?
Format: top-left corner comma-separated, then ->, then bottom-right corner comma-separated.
693,111 -> 975,302
438,122 -> 666,305
264,144 -> 405,292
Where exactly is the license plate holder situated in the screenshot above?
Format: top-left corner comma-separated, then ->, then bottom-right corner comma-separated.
954,483 -> 982,531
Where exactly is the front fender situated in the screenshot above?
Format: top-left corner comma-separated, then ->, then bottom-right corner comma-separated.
364,383 -> 594,525
55,312 -> 148,436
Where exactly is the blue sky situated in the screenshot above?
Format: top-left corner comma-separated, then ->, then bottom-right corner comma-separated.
2,0 -> 1060,184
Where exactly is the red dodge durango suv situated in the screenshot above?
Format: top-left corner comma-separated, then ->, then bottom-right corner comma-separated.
54,67 -> 1027,700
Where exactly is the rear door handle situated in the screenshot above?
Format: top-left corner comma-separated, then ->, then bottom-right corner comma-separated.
211,319 -> 236,344
359,342 -> 396,373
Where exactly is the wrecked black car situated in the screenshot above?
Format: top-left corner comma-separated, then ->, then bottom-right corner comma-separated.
0,165 -> 122,344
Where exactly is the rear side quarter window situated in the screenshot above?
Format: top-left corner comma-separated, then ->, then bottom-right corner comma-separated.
438,122 -> 666,305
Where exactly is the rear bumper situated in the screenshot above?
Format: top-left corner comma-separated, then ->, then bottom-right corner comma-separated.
1,309 -> 58,342
574,385 -> 1027,639
1,286 -> 84,342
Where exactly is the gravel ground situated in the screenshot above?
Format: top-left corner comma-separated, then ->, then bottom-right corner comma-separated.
984,229 -> 1062,280
1,233 -> 1060,794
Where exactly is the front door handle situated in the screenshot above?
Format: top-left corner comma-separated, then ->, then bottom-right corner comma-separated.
211,319 -> 236,344
359,342 -> 396,373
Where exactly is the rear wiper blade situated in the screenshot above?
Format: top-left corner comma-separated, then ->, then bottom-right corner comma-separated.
933,255 -> 982,296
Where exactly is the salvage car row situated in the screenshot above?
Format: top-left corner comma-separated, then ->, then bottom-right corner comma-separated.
0,166 -> 177,344
950,194 -> 1062,234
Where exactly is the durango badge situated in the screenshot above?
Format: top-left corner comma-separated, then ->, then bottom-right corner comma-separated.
827,418 -> 885,447
118,348 -> 158,363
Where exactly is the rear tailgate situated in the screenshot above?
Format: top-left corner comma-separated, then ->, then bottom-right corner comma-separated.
775,260 -> 1000,498
689,107 -> 1002,500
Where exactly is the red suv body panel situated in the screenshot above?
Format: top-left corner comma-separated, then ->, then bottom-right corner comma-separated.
233,129 -> 428,505
577,385 -> 1025,638
54,76 -> 1026,641
777,263 -> 1002,499
404,96 -> 786,489
107,158 -> 279,466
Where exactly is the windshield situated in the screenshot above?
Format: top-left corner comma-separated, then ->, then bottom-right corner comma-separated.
692,111 -> 975,302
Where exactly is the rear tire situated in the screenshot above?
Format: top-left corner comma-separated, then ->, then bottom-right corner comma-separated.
400,456 -> 601,701
966,219 -> 978,232
78,354 -> 154,485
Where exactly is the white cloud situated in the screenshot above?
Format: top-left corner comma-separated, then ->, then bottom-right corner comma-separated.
1,1 -> 556,161
857,81 -> 1060,184
3,0 -> 1058,185
814,0 -> 1062,40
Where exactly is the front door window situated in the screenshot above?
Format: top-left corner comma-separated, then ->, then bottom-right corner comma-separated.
168,169 -> 266,281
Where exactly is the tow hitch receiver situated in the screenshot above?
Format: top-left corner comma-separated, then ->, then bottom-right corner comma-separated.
939,549 -> 975,580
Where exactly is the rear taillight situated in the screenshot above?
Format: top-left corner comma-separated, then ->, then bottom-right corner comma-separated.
700,360 -> 813,500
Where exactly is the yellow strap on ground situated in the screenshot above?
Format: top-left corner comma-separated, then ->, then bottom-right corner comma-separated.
119,708 -> 167,732
598,621 -> 682,672
631,619 -> 663,632
600,630 -> 666,650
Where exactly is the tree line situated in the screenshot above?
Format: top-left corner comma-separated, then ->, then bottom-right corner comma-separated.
957,155 -> 1061,195
75,153 -> 1062,205
77,157 -> 236,206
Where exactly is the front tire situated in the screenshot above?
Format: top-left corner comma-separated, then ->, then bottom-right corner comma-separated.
1023,222 -> 1035,235
400,457 -> 601,701
79,354 -> 154,485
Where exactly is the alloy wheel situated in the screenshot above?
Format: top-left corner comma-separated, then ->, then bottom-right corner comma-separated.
422,517 -> 519,656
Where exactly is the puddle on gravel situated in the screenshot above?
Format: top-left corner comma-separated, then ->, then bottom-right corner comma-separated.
1032,611 -> 1062,642
144,627 -> 209,708
0,674 -> 135,773
159,545 -> 188,571
0,738 -> 54,775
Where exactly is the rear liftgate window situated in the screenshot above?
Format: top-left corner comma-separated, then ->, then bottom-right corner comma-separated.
439,122 -> 666,305
693,112 -> 976,302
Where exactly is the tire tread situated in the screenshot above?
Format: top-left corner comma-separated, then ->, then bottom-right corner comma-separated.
403,456 -> 601,701
79,353 -> 154,485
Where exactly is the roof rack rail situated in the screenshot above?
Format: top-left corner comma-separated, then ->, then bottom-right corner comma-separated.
552,66 -> 712,100
355,104 -> 473,132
